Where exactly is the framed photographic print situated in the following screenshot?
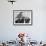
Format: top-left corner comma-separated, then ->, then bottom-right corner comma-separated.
13,10 -> 33,25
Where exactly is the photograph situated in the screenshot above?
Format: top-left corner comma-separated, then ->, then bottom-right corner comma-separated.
13,10 -> 32,25
0,0 -> 46,46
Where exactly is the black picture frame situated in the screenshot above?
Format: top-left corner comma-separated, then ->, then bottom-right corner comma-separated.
13,10 -> 33,26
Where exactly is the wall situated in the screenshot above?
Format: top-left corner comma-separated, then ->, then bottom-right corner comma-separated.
0,0 -> 46,42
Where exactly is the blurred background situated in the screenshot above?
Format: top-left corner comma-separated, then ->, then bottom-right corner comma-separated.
0,0 -> 46,42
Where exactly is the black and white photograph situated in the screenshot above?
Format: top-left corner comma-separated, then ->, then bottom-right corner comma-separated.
13,10 -> 32,25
